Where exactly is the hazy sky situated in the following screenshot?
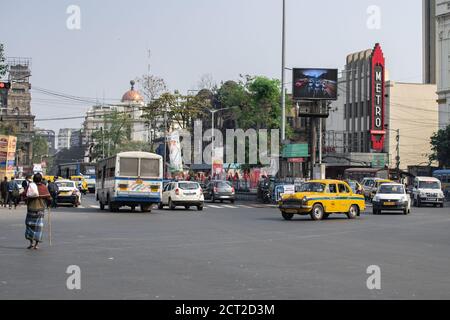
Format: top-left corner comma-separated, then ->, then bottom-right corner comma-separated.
1,0 -> 423,133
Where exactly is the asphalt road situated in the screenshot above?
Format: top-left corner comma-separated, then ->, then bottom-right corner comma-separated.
0,194 -> 449,300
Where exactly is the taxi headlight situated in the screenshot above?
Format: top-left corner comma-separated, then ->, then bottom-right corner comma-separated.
373,195 -> 380,202
302,197 -> 308,204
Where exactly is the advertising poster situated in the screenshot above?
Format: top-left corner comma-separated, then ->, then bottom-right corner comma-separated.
293,68 -> 338,100
0,135 -> 17,179
168,131 -> 183,173
212,146 -> 224,177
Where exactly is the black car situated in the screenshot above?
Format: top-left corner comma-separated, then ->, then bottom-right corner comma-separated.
204,180 -> 235,203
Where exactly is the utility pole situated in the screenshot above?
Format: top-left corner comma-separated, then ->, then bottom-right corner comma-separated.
395,129 -> 400,177
164,111 -> 167,179
280,0 -> 286,141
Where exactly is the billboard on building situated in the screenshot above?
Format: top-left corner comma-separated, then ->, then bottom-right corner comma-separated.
370,43 -> 386,152
0,135 -> 17,179
293,68 -> 338,100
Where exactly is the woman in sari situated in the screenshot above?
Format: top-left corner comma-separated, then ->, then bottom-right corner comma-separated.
24,173 -> 52,250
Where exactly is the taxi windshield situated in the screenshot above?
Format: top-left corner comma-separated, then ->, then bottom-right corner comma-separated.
419,181 -> 440,189
56,181 -> 75,188
298,182 -> 325,193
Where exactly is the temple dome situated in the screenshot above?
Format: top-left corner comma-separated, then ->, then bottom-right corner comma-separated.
121,80 -> 143,103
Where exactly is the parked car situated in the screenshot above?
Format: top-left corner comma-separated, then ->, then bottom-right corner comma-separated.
411,176 -> 445,208
203,180 -> 235,203
56,180 -> 81,207
159,181 -> 204,211
372,183 -> 411,215
278,180 -> 366,221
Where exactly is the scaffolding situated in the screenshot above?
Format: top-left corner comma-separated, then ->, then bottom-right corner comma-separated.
7,57 -> 32,82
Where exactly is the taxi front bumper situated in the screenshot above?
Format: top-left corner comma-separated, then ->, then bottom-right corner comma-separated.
279,201 -> 312,212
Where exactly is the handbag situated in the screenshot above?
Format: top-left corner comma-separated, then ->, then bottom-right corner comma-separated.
26,182 -> 39,198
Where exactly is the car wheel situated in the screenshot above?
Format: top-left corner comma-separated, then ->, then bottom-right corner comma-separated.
158,202 -> 164,210
141,204 -> 151,213
230,199 -> 235,204
197,205 -> 203,211
169,199 -> 176,210
282,212 -> 294,221
185,205 -> 190,210
417,198 -> 422,208
347,205 -> 358,219
310,204 -> 324,221
323,213 -> 330,220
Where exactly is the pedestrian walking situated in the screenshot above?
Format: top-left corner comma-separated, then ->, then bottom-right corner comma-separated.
47,178 -> 59,208
7,177 -> 20,209
21,175 -> 32,203
0,177 -> 8,207
24,173 -> 52,250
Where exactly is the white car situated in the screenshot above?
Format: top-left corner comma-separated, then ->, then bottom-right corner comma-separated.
411,176 -> 445,208
372,183 -> 411,215
55,180 -> 81,207
159,181 -> 204,211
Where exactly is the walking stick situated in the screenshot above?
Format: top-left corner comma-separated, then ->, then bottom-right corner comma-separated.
48,205 -> 52,246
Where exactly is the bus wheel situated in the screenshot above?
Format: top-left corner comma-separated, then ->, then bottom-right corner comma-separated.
141,204 -> 151,213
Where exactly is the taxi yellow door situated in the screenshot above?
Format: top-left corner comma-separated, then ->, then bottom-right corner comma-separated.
337,183 -> 352,212
325,183 -> 339,212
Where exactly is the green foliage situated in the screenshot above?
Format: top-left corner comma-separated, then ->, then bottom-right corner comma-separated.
91,110 -> 132,160
0,43 -> 7,77
429,124 -> 450,167
32,135 -> 49,164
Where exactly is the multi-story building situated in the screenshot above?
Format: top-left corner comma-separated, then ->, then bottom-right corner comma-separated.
424,0 -> 437,84
70,129 -> 82,148
325,44 -> 439,177
57,128 -> 77,150
436,0 -> 450,128
82,81 -> 149,161
1,58 -> 35,174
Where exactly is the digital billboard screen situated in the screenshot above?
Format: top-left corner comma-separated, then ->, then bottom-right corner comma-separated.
292,68 -> 338,100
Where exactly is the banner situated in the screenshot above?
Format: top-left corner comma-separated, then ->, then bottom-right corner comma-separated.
212,146 -> 224,177
0,135 -> 17,179
168,131 -> 183,173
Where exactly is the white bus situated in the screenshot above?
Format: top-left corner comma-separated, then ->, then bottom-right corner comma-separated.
96,151 -> 163,212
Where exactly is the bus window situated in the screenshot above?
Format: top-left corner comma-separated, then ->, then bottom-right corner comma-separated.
120,158 -> 138,177
140,158 -> 160,177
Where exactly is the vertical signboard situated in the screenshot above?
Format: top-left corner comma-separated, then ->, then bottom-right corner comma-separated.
168,131 -> 183,173
0,135 -> 17,179
370,43 -> 386,152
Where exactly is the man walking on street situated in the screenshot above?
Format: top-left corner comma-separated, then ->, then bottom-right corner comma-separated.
7,177 -> 20,209
47,177 -> 59,208
1,177 -> 8,207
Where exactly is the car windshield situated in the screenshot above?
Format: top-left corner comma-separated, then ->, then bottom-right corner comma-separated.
419,181 -> 440,189
57,182 -> 75,188
298,182 -> 325,193
379,185 -> 404,194
178,183 -> 199,190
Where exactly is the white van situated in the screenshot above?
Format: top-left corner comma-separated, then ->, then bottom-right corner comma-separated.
411,177 -> 445,208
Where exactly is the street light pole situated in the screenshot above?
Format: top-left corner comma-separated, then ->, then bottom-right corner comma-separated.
281,0 -> 286,141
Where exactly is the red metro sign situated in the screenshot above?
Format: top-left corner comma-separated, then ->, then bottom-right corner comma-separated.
370,43 -> 385,152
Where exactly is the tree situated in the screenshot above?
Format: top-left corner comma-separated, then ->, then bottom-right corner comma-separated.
197,73 -> 216,91
32,135 -> 49,164
0,43 -> 7,78
90,110 -> 132,160
135,74 -> 167,103
429,124 -> 450,167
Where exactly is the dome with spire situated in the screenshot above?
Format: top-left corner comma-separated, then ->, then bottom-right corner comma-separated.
121,80 -> 144,103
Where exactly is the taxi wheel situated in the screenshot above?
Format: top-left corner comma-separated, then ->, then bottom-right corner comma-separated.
322,213 -> 330,220
169,199 -> 176,210
310,204 -> 324,221
197,205 -> 204,211
347,205 -> 358,219
282,212 -> 294,221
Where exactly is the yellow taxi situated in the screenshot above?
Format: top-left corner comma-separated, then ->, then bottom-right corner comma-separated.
279,180 -> 366,221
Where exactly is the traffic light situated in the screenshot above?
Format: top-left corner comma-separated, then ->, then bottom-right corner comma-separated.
0,82 -> 11,90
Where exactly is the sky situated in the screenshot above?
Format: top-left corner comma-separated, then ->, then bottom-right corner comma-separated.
1,0 -> 423,134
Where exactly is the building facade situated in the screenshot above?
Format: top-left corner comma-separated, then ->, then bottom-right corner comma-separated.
1,58 -> 35,173
325,44 -> 439,177
57,128 -> 77,150
436,0 -> 450,128
424,0 -> 437,84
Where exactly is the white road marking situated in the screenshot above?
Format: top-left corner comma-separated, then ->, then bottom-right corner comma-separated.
207,205 -> 223,209
222,205 -> 238,209
90,205 -> 100,209
237,205 -> 253,209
